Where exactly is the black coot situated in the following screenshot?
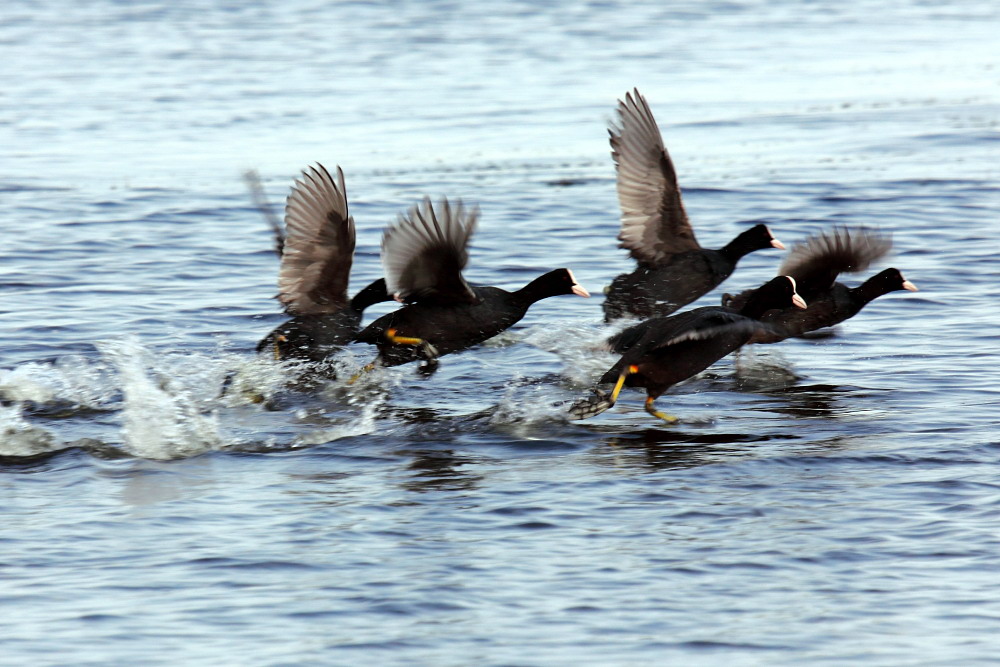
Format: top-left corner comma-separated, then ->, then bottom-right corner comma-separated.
572,276 -> 806,423
354,198 -> 589,371
602,89 -> 785,321
722,227 -> 916,342
256,164 -> 390,361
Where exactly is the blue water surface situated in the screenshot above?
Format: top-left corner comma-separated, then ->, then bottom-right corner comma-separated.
2,1 -> 1000,664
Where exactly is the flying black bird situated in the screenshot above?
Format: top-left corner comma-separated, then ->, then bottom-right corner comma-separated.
256,164 -> 390,362
721,227 -> 916,342
602,88 -> 784,321
354,197 -> 589,373
572,275 -> 806,423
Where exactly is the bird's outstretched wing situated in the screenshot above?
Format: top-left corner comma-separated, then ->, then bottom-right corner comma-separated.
277,163 -> 355,315
611,88 -> 700,266
778,226 -> 892,293
381,197 -> 479,305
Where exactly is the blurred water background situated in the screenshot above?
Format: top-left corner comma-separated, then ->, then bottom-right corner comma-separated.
2,0 -> 1000,664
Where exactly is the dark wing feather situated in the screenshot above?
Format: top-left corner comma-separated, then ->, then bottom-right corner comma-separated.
610,88 -> 700,265
720,288 -> 753,310
605,320 -> 651,354
610,307 -> 724,357
277,164 -> 355,315
382,197 -> 479,305
243,168 -> 284,257
778,227 -> 892,294
648,310 -> 760,352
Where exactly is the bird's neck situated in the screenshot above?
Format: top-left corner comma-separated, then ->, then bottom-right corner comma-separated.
514,273 -> 561,306
350,278 -> 390,312
853,276 -> 893,306
738,289 -> 781,320
719,233 -> 757,263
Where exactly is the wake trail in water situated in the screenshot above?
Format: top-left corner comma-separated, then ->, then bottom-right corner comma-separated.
97,339 -> 400,456
0,324 -> 809,461
0,354 -> 120,459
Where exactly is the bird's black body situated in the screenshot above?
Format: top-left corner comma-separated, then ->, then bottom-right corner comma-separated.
356,269 -> 585,367
253,164 -> 392,362
605,276 -> 803,394
258,278 -> 388,361
600,89 -> 784,321
602,307 -> 760,395
572,276 -> 805,421
603,224 -> 782,320
353,197 -> 588,372
746,268 -> 917,343
721,229 -> 914,343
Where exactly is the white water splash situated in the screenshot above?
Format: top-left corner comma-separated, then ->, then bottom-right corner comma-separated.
520,319 -> 626,387
0,404 -> 60,458
217,353 -> 313,407
0,355 -> 116,408
292,393 -> 386,447
98,337 -> 221,460
479,330 -> 521,348
290,356 -> 407,445
219,347 -> 386,407
489,375 -> 578,426
732,346 -> 801,390
218,349 -> 400,450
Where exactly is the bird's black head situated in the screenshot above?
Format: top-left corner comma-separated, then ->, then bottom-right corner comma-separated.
742,223 -> 786,251
522,268 -> 591,300
722,223 -> 786,261
739,275 -> 807,319
859,268 -> 918,302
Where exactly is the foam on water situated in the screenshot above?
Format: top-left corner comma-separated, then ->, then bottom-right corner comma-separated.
97,337 -> 222,460
0,404 -> 60,459
0,355 -> 116,408
290,395 -> 386,447
731,345 -> 802,391
218,353 -> 318,408
520,318 -> 628,388
489,375 -> 577,427
0,336 -> 414,459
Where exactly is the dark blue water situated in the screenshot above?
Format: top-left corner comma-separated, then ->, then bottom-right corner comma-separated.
3,1 -> 1000,664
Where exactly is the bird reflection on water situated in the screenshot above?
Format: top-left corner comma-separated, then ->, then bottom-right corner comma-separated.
731,346 -> 856,420
596,428 -> 799,471
756,384 -> 846,420
398,448 -> 484,493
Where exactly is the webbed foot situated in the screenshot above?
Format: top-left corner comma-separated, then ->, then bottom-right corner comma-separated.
568,389 -> 614,420
386,328 -> 439,364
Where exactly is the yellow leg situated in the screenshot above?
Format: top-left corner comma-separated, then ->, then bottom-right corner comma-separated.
347,362 -> 378,385
273,334 -> 287,361
386,328 -> 424,346
609,364 -> 639,403
385,328 -> 439,360
644,396 -> 678,424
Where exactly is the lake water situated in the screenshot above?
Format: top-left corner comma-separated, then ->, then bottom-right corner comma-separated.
2,0 -> 1000,664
